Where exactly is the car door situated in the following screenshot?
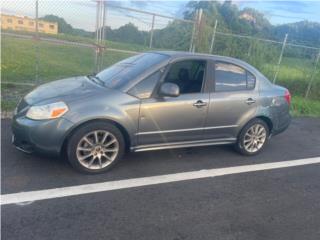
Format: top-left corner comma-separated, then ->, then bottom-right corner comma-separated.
137,58 -> 210,146
204,60 -> 258,140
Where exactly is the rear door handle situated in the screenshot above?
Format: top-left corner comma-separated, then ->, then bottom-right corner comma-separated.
246,98 -> 256,105
193,100 -> 207,108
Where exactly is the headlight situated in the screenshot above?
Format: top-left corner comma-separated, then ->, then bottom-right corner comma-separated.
26,101 -> 69,120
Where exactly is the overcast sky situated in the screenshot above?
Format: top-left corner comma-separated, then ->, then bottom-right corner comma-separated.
2,0 -> 320,31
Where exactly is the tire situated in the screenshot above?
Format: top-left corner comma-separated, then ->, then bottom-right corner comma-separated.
67,121 -> 125,174
235,118 -> 269,156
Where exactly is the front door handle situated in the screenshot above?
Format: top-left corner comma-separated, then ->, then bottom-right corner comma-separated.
193,100 -> 207,108
246,98 -> 256,105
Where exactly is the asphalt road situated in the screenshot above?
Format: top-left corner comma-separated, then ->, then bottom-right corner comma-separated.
1,117 -> 320,240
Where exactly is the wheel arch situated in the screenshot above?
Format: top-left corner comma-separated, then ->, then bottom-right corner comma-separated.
237,115 -> 274,138
60,118 -> 131,156
238,115 -> 274,139
255,115 -> 273,133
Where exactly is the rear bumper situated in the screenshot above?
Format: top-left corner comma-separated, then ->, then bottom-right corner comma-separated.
271,114 -> 291,136
11,116 -> 74,155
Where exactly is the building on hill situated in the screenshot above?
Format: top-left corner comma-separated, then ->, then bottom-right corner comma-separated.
1,14 -> 58,34
239,12 -> 256,24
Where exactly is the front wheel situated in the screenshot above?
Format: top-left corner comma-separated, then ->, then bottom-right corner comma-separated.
235,119 -> 269,156
67,121 -> 125,174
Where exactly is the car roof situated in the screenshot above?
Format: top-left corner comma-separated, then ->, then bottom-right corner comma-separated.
150,50 -> 259,74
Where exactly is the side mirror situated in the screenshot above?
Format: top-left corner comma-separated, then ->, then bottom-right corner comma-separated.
159,83 -> 180,97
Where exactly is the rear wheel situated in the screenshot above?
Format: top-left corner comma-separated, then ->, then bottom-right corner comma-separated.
235,119 -> 269,156
67,121 -> 125,174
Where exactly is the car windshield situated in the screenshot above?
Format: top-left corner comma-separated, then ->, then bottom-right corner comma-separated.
95,53 -> 169,89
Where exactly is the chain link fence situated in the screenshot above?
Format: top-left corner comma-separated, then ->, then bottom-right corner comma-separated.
196,15 -> 320,102
1,0 -> 319,113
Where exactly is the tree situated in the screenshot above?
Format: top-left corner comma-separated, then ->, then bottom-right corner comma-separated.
40,15 -> 93,38
40,15 -> 73,34
152,20 -> 193,50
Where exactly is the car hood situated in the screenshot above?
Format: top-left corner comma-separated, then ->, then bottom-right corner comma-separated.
25,76 -> 103,105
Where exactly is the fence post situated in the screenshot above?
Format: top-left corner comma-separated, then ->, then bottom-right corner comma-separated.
98,0 -> 106,71
247,40 -> 253,57
101,0 -> 106,42
94,0 -> 100,72
95,0 -> 100,43
273,33 -> 288,83
209,19 -> 218,54
189,9 -> 198,52
193,8 -> 202,53
149,14 -> 155,48
95,0 -> 105,73
305,50 -> 320,98
35,0 -> 39,84
98,1 -> 103,43
190,9 -> 202,53
35,0 -> 39,37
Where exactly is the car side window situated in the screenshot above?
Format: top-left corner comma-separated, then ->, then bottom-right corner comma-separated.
214,62 -> 256,92
247,71 -> 256,90
128,71 -> 161,99
164,60 -> 206,94
215,62 -> 246,91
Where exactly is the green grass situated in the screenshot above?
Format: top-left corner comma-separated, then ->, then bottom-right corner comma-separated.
291,96 -> 320,117
261,57 -> 320,100
3,30 -> 154,52
1,34 -> 320,117
2,99 -> 19,112
1,84 -> 35,111
1,35 -> 134,111
1,35 -> 134,83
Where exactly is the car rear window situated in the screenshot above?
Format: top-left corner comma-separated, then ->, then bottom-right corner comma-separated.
96,53 -> 169,89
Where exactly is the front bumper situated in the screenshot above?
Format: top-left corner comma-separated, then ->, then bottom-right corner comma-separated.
12,116 -> 74,155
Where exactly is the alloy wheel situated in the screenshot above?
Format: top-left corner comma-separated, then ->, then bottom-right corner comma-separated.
76,130 -> 119,170
243,124 -> 267,153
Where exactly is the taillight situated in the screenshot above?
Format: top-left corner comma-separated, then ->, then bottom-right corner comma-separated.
284,90 -> 291,105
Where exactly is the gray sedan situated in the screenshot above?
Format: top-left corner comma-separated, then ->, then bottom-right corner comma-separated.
12,51 -> 291,173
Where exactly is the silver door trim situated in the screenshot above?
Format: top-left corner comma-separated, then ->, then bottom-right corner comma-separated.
131,137 -> 237,152
136,125 -> 238,136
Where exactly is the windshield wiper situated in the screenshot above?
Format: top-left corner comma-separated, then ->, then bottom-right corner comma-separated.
87,74 -> 104,86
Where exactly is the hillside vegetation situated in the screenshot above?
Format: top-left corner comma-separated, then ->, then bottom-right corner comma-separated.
41,2 -> 320,50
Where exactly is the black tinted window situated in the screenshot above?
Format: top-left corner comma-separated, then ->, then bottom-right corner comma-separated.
96,53 -> 169,89
129,71 -> 161,99
215,62 -> 247,91
164,60 -> 206,94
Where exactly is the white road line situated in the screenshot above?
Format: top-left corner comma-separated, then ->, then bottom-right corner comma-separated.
1,157 -> 320,205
